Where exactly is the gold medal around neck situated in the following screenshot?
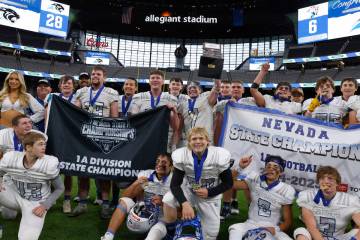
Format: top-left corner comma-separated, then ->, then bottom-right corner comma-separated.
191,183 -> 201,190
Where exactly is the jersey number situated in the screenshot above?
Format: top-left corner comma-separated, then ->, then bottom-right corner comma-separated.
16,181 -> 43,201
319,217 -> 336,237
258,198 -> 271,217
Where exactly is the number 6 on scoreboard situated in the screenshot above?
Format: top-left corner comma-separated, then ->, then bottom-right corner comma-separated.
309,19 -> 317,34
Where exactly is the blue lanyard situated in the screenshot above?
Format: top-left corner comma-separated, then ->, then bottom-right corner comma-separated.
59,93 -> 74,103
148,171 -> 168,183
192,149 -> 208,184
150,91 -> 161,109
13,134 -> 23,151
260,175 -> 280,190
188,97 -> 197,113
319,96 -> 334,105
121,96 -> 132,116
313,189 -> 334,207
89,85 -> 105,106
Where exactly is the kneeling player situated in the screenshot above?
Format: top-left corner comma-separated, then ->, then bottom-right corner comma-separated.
101,153 -> 173,240
229,155 -> 295,240
146,127 -> 233,240
294,166 -> 360,240
0,132 -> 64,240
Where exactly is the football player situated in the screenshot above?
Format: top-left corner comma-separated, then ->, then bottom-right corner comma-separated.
73,66 -> 119,219
177,80 -> 220,146
129,70 -> 179,152
146,127 -> 233,240
119,77 -> 137,117
250,63 -> 302,114
218,80 -> 232,101
0,131 -> 64,240
168,77 -> 189,149
43,75 -> 77,214
294,166 -> 360,240
228,155 -> 295,240
101,153 -> 173,240
304,76 -> 348,124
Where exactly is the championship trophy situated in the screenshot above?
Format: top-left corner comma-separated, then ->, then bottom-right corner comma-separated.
198,42 -> 224,79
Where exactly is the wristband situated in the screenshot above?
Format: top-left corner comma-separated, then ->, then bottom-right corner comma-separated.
251,83 -> 259,89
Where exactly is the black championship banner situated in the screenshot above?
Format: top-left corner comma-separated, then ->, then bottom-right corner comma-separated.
46,95 -> 170,181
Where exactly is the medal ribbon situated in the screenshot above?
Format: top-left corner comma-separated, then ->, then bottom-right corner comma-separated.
121,96 -> 132,116
89,85 -> 105,107
192,149 -> 208,184
150,91 -> 162,109
148,171 -> 168,183
188,97 -> 197,113
13,134 -> 23,151
259,174 -> 280,190
59,93 -> 74,103
313,189 -> 333,207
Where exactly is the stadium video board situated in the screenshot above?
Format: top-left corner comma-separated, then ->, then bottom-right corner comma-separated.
0,0 -> 70,38
298,0 -> 360,44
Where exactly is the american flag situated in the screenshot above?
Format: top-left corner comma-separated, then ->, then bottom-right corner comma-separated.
122,7 -> 133,24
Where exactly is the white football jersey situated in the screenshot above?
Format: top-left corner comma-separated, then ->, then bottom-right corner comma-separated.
178,92 -> 215,142
138,169 -> 173,197
245,172 -> 296,227
0,128 -> 17,152
0,151 -> 59,201
264,95 -> 302,115
346,95 -> 360,111
175,93 -> 189,105
311,96 -> 348,124
172,146 -> 231,200
129,91 -> 178,151
297,189 -> 360,238
129,91 -> 178,113
44,92 -> 77,106
76,86 -> 119,117
215,97 -> 257,114
302,98 -> 312,112
118,95 -> 134,117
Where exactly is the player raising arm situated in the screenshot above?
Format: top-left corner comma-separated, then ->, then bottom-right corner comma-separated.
0,131 -> 64,240
229,155 -> 295,240
294,166 -> 360,240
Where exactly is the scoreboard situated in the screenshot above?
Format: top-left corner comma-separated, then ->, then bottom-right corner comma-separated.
298,0 -> 360,44
0,0 -> 69,38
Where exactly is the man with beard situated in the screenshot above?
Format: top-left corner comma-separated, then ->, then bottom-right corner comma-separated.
250,63 -> 301,115
228,155 -> 295,240
72,66 -> 119,219
294,166 -> 360,240
101,153 -> 173,240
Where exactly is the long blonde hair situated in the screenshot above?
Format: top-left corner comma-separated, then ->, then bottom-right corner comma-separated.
0,71 -> 29,107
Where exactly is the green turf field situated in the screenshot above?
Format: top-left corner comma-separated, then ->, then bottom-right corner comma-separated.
2,177 -> 304,240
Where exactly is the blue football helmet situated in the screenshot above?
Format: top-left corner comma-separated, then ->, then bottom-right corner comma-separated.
173,216 -> 203,240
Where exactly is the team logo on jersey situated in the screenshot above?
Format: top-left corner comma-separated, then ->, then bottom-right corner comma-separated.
80,117 -> 136,153
0,7 -> 20,23
49,3 -> 65,13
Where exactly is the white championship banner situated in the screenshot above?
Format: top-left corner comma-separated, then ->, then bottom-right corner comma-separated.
219,102 -> 360,196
